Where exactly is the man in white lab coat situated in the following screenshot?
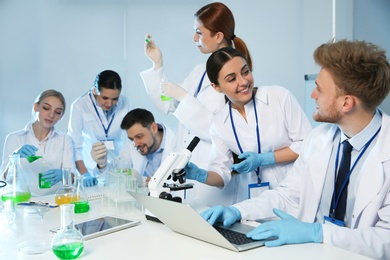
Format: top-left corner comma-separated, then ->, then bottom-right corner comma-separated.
201,40 -> 390,259
91,108 -> 177,187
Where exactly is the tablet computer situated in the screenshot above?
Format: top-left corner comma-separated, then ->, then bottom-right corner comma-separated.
50,216 -> 141,240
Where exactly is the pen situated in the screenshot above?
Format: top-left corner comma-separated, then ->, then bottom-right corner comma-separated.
18,201 -> 58,208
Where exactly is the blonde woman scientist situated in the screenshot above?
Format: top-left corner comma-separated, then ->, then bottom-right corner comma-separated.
140,2 -> 253,204
1,89 -> 75,196
184,47 -> 312,206
68,70 -> 132,186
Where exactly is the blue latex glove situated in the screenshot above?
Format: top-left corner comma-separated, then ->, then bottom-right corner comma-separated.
247,208 -> 323,246
82,172 -> 98,187
13,145 -> 38,158
231,151 -> 275,174
184,162 -> 208,183
41,169 -> 62,186
200,206 -> 241,226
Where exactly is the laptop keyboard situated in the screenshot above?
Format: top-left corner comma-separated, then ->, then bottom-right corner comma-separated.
214,226 -> 255,245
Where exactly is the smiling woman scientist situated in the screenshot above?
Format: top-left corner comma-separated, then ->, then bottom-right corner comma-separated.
140,2 -> 253,205
183,47 -> 312,205
68,70 -> 132,186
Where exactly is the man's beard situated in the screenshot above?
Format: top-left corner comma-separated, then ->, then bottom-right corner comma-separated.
313,100 -> 342,123
137,135 -> 157,155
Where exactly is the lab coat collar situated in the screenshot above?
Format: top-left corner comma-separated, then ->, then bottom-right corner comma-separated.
21,121 -> 60,139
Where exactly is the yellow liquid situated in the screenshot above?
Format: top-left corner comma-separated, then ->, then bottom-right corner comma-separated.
71,195 -> 80,202
55,194 -> 72,205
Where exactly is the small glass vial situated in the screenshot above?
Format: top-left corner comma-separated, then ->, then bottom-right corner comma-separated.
55,168 -> 74,205
51,204 -> 84,259
70,175 -> 90,213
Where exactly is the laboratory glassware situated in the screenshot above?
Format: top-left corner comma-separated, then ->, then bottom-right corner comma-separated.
55,168 -> 74,205
51,204 -> 84,259
70,175 -> 90,213
26,155 -> 42,163
1,154 -> 31,203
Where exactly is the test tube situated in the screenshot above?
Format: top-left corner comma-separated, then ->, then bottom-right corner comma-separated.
160,76 -> 172,101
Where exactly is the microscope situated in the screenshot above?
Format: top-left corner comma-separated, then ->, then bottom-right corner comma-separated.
146,136 -> 200,222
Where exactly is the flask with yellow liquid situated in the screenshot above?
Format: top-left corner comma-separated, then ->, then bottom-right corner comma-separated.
54,168 -> 74,206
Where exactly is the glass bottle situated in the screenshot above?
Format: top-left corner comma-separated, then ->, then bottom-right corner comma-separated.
51,204 -> 84,259
55,168 -> 74,205
70,175 -> 90,213
1,154 -> 31,203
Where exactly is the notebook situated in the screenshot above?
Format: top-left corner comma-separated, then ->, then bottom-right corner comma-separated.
130,192 -> 273,252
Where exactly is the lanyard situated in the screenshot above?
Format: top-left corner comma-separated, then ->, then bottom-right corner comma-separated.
194,71 -> 206,97
229,91 -> 261,183
89,92 -> 116,138
331,127 -> 381,217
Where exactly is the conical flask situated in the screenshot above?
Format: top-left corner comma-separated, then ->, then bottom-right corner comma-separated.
1,154 -> 31,203
51,204 -> 84,259
55,168 -> 74,205
70,175 -> 90,213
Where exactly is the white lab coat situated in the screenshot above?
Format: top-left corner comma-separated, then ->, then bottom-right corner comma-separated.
93,123 -> 177,186
140,64 -> 226,203
68,91 -> 132,174
207,86 -> 312,206
0,122 -> 75,196
235,112 -> 390,260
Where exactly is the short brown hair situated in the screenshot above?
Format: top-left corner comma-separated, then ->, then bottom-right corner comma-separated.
314,39 -> 390,111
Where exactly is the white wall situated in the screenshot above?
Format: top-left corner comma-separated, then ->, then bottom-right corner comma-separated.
0,0 -> 387,160
353,0 -> 390,113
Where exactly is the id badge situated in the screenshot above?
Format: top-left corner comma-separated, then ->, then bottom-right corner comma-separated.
102,139 -> 115,150
248,182 -> 269,199
324,216 -> 345,227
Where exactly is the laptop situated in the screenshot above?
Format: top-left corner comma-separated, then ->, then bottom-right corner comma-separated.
130,192 -> 273,252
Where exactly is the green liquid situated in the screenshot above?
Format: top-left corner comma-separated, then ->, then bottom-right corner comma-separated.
39,173 -> 51,188
26,155 -> 42,163
52,242 -> 84,259
160,95 -> 172,101
1,192 -> 31,203
72,201 -> 90,213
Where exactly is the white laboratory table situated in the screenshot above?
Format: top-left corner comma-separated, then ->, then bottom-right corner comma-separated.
0,188 -> 372,260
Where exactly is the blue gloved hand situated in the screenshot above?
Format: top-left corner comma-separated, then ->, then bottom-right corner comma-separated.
41,169 -> 62,186
82,172 -> 98,187
13,145 -> 38,158
247,208 -> 323,246
231,152 -> 275,174
184,162 -> 208,183
200,205 -> 241,226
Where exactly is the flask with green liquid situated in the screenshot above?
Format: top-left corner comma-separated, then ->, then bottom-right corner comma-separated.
70,175 -> 90,213
1,154 -> 31,203
26,155 -> 42,163
51,204 -> 84,259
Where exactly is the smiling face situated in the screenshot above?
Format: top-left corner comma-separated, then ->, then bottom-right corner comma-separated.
193,19 -> 222,54
34,96 -> 64,128
211,56 -> 254,108
94,87 -> 120,111
311,68 -> 343,123
126,122 -> 159,156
